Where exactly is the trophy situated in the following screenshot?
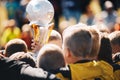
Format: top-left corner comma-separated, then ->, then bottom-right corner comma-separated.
26,0 -> 54,45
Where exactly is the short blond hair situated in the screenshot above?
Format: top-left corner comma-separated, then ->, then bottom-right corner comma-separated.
88,26 -> 101,57
48,30 -> 62,41
63,24 -> 93,58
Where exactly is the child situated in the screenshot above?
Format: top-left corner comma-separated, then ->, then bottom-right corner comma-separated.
37,44 -> 65,71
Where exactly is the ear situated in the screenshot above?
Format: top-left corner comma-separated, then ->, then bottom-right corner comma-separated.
66,48 -> 72,58
64,48 -> 74,64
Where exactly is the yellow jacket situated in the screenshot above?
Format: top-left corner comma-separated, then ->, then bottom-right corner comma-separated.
112,63 -> 120,80
114,70 -> 120,80
56,60 -> 114,80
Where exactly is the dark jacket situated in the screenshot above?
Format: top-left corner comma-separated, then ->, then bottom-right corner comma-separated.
0,57 -> 60,80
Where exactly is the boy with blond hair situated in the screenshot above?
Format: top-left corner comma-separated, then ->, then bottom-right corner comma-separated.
53,23 -> 114,80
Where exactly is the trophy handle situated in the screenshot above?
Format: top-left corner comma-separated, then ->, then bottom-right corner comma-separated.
45,23 -> 54,44
31,24 -> 40,42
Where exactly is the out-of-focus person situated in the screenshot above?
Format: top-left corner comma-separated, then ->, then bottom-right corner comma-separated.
61,0 -> 82,23
80,5 -> 94,26
1,19 -> 21,48
5,0 -> 19,19
101,1 -> 117,32
114,17 -> 120,31
21,24 -> 32,50
0,0 -> 8,49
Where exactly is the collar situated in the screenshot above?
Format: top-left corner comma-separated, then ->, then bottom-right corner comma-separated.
74,59 -> 92,64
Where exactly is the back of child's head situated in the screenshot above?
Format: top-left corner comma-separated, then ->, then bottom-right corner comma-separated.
9,52 -> 36,67
48,30 -> 62,48
62,23 -> 93,58
108,31 -> 120,46
4,39 -> 28,57
88,26 -> 101,58
37,44 -> 65,71
108,31 -> 120,54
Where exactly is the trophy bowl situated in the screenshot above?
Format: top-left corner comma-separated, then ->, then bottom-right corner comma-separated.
26,0 -> 54,45
26,0 -> 54,26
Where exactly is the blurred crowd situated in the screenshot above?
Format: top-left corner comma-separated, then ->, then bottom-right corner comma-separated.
0,0 -> 120,49
0,0 -> 120,80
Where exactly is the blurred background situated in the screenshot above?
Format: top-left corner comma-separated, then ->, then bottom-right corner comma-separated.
0,0 -> 120,50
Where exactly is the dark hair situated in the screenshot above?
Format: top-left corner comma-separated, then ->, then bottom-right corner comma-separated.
98,36 -> 113,64
4,39 -> 28,57
37,44 -> 65,71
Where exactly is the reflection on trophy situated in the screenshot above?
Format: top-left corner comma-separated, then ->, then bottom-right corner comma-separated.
26,0 -> 54,45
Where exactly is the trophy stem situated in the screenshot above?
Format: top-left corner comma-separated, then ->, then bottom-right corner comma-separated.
31,24 -> 40,42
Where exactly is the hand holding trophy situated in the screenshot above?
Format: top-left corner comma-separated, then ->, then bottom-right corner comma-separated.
26,0 -> 54,47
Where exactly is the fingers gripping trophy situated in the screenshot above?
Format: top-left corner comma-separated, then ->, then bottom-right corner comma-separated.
26,0 -> 54,46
